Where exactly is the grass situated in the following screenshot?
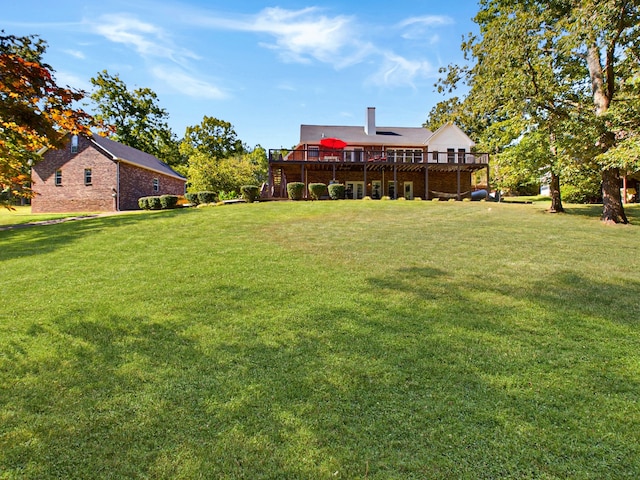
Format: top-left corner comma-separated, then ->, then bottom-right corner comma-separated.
1,200 -> 639,479
0,206 -> 96,227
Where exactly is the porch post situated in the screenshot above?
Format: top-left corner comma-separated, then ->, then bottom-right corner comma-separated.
486,164 -> 491,196
268,163 -> 274,198
332,163 -> 336,181
393,164 -> 397,199
424,165 -> 429,200
363,164 -> 367,197
301,164 -> 306,199
457,166 -> 461,200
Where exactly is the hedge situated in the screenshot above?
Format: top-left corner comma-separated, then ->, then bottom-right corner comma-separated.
160,195 -> 179,209
240,185 -> 260,203
138,197 -> 150,209
287,182 -> 305,200
328,183 -> 345,200
308,183 -> 327,200
147,196 -> 162,210
197,191 -> 217,204
185,192 -> 199,205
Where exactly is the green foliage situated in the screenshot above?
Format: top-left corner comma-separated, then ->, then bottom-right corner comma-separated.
180,116 -> 244,159
240,185 -> 260,203
90,71 -> 184,167
287,182 -> 305,200
147,196 -> 162,210
160,195 -> 179,209
138,197 -> 150,210
218,191 -> 238,202
308,183 -> 327,200
186,149 -> 265,196
327,183 -> 345,200
184,192 -> 199,205
196,191 -> 217,204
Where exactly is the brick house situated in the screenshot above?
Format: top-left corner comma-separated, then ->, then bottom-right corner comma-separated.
32,134 -> 186,212
267,107 -> 489,200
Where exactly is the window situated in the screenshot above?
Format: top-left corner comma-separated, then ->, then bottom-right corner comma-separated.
84,168 -> 92,185
153,178 -> 159,192
458,148 -> 466,163
447,148 -> 455,163
55,170 -> 62,186
432,150 -> 439,162
414,150 -> 423,163
71,135 -> 79,153
309,147 -> 319,158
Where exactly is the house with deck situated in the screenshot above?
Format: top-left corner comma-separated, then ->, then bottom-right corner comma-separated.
267,107 -> 489,200
32,134 -> 186,213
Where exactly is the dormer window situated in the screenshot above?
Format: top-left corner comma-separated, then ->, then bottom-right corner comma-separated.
71,135 -> 79,154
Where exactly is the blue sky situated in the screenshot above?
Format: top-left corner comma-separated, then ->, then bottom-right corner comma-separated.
6,0 -> 479,150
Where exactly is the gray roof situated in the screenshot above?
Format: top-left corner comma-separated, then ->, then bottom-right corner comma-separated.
300,124 -> 434,147
91,134 -> 186,181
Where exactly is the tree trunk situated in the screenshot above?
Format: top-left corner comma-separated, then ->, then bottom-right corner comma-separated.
601,167 -> 628,224
548,132 -> 564,213
587,43 -> 627,223
548,171 -> 564,213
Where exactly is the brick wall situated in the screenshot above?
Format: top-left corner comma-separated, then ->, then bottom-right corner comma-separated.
32,136 -> 186,212
32,136 -> 118,213
278,164 -> 472,199
118,162 -> 186,210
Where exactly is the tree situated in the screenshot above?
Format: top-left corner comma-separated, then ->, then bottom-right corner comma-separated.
437,0 -> 640,221
574,0 -> 640,223
90,70 -> 184,168
180,116 -> 245,159
186,146 -> 267,195
0,33 -> 97,208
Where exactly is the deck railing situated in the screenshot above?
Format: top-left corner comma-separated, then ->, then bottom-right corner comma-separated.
269,148 -> 489,165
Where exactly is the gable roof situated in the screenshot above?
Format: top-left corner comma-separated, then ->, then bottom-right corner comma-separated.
91,134 -> 186,181
427,122 -> 475,147
300,124 -> 433,147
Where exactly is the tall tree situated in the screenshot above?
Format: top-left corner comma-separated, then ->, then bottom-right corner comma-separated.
0,33 -> 97,208
90,70 -> 183,167
180,116 -> 244,159
572,0 -> 640,223
438,0 -> 640,221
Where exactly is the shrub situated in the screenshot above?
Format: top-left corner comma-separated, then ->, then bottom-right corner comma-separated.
328,183 -> 345,200
240,185 -> 260,203
381,196 -> 391,201
218,190 -> 238,201
147,196 -> 162,210
197,191 -> 217,204
287,182 -> 305,200
308,183 -> 327,200
185,192 -> 199,205
160,195 -> 179,209
138,197 -> 150,210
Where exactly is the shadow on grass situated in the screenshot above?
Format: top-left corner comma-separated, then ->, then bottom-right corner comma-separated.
2,263 -> 640,478
0,209 -> 195,261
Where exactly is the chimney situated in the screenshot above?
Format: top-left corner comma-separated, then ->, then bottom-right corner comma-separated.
365,107 -> 376,135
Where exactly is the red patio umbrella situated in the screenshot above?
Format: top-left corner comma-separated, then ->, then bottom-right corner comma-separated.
320,137 -> 347,149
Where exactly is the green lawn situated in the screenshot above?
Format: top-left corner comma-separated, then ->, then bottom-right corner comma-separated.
1,201 -> 639,479
0,206 -> 95,227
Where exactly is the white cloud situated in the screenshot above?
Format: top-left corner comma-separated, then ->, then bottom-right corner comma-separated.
397,15 -> 454,28
151,66 -> 228,100
54,71 -> 92,92
189,7 -> 358,67
397,15 -> 454,41
63,49 -> 86,59
90,14 -> 199,65
367,52 -> 436,88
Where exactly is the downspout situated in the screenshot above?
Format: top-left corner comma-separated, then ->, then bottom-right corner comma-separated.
116,161 -> 121,211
